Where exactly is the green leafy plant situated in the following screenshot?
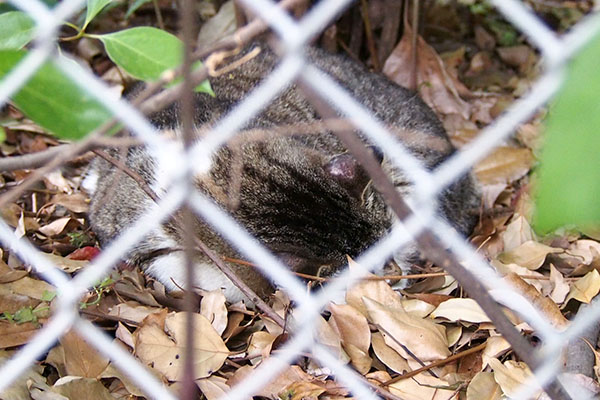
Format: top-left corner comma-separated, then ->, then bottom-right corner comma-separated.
0,1 -> 212,140
534,33 -> 600,234
80,275 -> 116,309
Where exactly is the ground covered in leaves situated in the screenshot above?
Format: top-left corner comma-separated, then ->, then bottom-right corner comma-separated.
1,1 -> 600,399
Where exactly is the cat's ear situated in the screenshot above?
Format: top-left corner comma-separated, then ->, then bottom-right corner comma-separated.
324,147 -> 382,199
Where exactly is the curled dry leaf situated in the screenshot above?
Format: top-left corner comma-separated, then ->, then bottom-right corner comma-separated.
315,314 -> 349,363
549,264 -> 570,304
431,298 -> 491,324
466,371 -> 502,400
50,192 -> 89,213
498,240 -> 563,270
196,375 -> 230,400
565,239 -> 600,266
200,289 -> 228,336
371,332 -> 409,374
503,273 -> 569,331
400,298 -> 437,317
502,215 -> 535,253
492,260 -> 548,294
482,336 -> 511,369
364,297 -> 450,362
134,312 -> 229,381
38,216 -> 76,237
115,322 -> 135,349
565,270 -> 600,304
247,331 -> 277,362
108,301 -> 161,325
329,303 -> 371,354
383,23 -> 471,120
388,372 -> 458,400
489,358 -> 541,399
345,262 -> 403,316
329,303 -> 372,374
446,325 -> 462,347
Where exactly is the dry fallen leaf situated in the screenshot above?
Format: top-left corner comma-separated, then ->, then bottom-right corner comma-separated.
200,289 -> 228,336
504,273 -> 570,331
247,331 -> 277,362
467,371 -> 502,400
383,23 -> 471,120
50,192 -> 89,213
431,298 -> 491,324
281,380 -> 326,400
549,264 -> 570,304
228,365 -> 315,399
60,330 -> 109,378
371,332 -> 409,374
502,215 -> 535,252
196,375 -> 230,400
498,240 -> 562,270
345,261 -> 403,316
0,321 -> 40,349
315,314 -> 349,363
329,303 -> 372,374
474,146 -> 534,186
44,253 -> 89,273
134,312 -> 229,381
565,270 -> 600,304
482,336 -> 511,369
38,216 -> 74,237
52,376 -> 114,400
108,301 -> 161,325
364,297 -> 450,362
389,372 -> 458,400
489,358 -> 541,399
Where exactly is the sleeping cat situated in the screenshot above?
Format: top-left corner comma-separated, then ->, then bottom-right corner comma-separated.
83,41 -> 480,303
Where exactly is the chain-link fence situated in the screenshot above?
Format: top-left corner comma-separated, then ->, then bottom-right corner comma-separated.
1,0 -> 600,399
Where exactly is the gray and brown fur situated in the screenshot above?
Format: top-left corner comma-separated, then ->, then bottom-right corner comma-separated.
85,42 -> 480,303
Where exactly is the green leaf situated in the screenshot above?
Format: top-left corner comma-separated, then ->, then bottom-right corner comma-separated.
95,27 -> 214,93
534,33 -> 600,233
84,0 -> 113,30
96,27 -> 183,81
125,0 -> 153,19
41,290 -> 57,302
13,307 -> 35,324
0,50 -> 113,139
0,11 -> 35,50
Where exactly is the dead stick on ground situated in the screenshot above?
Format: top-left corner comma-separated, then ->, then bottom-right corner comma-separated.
384,342 -> 488,385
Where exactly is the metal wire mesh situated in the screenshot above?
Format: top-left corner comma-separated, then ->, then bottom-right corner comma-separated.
1,0 -> 600,399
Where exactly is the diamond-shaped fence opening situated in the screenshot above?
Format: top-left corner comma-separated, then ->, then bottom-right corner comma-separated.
0,0 -> 600,399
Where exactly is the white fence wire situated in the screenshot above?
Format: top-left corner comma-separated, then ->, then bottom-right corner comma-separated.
0,0 -> 599,399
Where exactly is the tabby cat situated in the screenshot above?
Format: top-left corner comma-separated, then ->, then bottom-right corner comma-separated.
84,42 -> 480,303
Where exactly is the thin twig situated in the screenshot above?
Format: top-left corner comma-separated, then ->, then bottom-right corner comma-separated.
360,0 -> 380,71
384,342 -> 488,385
